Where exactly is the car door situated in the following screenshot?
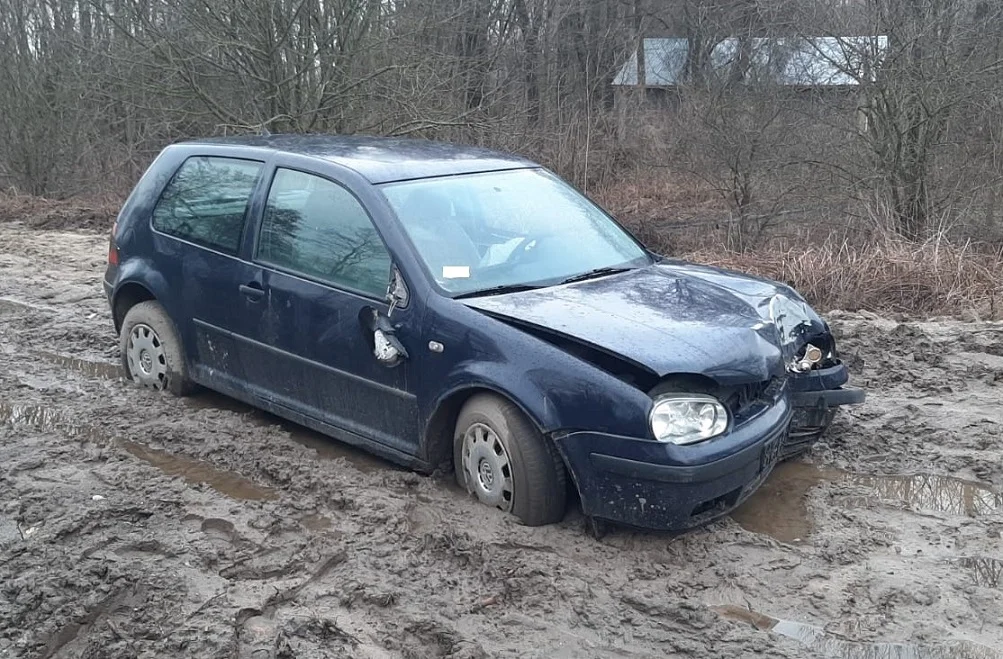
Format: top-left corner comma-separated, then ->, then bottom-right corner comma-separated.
235,165 -> 422,455
149,154 -> 266,392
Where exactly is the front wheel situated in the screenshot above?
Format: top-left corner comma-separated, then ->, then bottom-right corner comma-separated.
453,394 -> 567,526
119,300 -> 195,396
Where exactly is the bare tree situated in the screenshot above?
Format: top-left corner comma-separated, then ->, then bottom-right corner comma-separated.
793,0 -> 1003,237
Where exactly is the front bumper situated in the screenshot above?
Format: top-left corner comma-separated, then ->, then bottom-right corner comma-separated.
554,364 -> 865,531
554,394 -> 793,531
787,362 -> 865,455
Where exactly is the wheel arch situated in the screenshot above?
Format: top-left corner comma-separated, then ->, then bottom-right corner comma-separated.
112,281 -> 157,333
422,384 -> 551,472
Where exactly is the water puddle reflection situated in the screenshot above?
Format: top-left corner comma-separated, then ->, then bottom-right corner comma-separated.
119,440 -> 277,501
34,350 -> 121,379
733,462 -> 1002,543
713,604 -> 1003,658
0,402 -> 94,438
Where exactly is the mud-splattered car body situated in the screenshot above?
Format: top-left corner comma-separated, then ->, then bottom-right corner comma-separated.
104,135 -> 863,531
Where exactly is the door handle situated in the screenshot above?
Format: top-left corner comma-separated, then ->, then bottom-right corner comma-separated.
239,283 -> 265,301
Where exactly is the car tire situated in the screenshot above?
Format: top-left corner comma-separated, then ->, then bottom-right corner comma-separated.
119,301 -> 195,396
453,393 -> 567,526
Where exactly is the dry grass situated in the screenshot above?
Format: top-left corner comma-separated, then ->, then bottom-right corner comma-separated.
595,171 -> 1003,319
685,235 -> 1002,318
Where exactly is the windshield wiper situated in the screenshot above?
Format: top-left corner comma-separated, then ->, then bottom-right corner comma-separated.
559,266 -> 633,285
453,283 -> 544,299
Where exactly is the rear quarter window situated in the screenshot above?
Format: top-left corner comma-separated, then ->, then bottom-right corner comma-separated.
152,156 -> 263,253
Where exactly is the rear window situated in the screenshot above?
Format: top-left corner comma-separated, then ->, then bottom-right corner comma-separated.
152,156 -> 263,253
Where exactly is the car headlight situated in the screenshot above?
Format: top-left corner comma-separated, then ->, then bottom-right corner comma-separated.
650,394 -> 729,445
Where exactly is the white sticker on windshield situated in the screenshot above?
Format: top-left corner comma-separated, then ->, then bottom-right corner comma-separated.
442,265 -> 470,279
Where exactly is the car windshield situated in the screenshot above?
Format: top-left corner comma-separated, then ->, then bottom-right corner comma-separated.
381,169 -> 651,296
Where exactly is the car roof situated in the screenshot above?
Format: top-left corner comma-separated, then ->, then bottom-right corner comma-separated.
176,134 -> 538,184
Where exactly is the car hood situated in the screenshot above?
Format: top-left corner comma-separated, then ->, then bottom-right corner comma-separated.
461,263 -> 797,384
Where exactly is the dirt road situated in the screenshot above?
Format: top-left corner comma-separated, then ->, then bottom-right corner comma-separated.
1,221 -> 1001,658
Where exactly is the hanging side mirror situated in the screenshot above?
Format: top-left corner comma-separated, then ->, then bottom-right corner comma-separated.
373,312 -> 408,367
385,266 -> 409,317
372,266 -> 409,367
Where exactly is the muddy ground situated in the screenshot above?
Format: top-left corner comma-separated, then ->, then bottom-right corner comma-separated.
1,221 -> 1001,659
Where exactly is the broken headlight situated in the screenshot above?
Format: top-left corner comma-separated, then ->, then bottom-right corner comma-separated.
650,394 -> 729,445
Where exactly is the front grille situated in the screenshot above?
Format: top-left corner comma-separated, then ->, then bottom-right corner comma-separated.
722,378 -> 780,420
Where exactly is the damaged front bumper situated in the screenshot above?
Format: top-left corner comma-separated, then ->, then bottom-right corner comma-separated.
787,361 -> 865,458
554,363 -> 865,531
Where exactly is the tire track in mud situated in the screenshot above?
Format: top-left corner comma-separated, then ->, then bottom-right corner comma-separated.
4,223 -> 1003,658
7,320 -> 1003,658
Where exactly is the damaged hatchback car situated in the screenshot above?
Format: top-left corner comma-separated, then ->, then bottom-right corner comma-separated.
104,135 -> 864,531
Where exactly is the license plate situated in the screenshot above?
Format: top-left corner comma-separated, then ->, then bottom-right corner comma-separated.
761,433 -> 784,472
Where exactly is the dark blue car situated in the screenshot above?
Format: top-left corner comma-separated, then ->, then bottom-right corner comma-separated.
103,135 -> 864,531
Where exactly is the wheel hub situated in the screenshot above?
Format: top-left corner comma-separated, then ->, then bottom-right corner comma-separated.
139,349 -> 153,373
477,459 -> 495,488
462,423 -> 514,511
127,323 -> 168,390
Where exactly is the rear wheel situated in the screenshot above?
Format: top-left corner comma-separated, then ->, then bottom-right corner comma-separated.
119,301 -> 194,396
453,394 -> 567,526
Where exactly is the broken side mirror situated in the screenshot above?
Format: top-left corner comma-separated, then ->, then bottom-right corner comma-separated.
372,266 -> 410,367
372,312 -> 408,367
385,266 -> 409,317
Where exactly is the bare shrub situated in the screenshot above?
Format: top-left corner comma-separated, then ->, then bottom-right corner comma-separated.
687,233 -> 1002,318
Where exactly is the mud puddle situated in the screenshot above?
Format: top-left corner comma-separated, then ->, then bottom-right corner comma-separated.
282,426 -> 392,474
1,402 -> 273,501
188,391 -> 392,474
119,440 -> 277,501
26,335 -> 396,478
0,402 -> 96,438
33,350 -> 120,379
732,461 -> 1002,543
712,604 -> 1003,658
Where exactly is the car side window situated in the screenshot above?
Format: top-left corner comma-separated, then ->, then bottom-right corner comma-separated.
152,156 -> 263,254
257,168 -> 392,298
